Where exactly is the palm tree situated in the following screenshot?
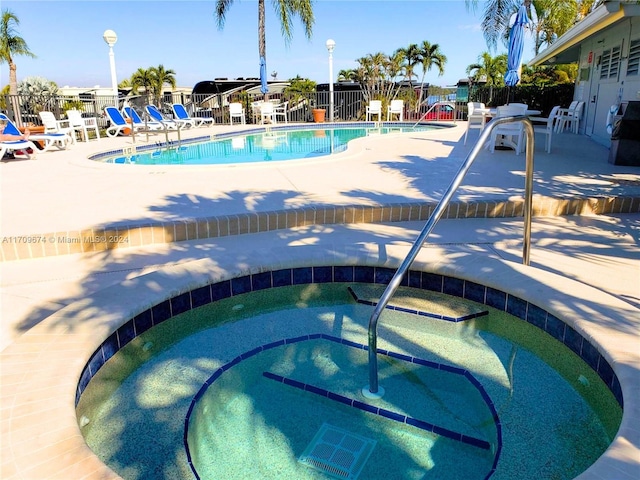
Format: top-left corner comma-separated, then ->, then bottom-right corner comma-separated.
466,51 -> 508,86
215,0 -> 314,96
337,69 -> 358,82
396,43 -> 420,88
130,68 -> 154,96
416,41 -> 447,109
0,9 -> 36,96
149,64 -> 176,105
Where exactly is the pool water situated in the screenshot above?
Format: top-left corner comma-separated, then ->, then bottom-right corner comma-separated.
76,284 -> 620,480
102,126 -> 440,165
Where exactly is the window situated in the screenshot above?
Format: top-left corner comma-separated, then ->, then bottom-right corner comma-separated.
627,39 -> 640,76
600,45 -> 621,80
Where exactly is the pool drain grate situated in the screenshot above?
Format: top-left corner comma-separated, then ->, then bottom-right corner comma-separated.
298,423 -> 376,479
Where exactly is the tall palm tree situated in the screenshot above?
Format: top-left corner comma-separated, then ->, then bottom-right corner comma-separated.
0,9 -> 36,96
149,64 -> 177,105
416,41 -> 447,109
396,43 -> 420,88
215,0 -> 314,95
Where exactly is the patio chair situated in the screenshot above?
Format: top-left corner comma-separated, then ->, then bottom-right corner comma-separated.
144,104 -> 183,130
229,102 -> 246,125
171,103 -> 214,128
38,111 -> 77,144
104,106 -> 145,137
556,101 -> 584,134
0,113 -> 71,152
65,109 -> 100,142
259,102 -> 277,124
273,101 -> 288,124
366,100 -> 382,121
387,100 -> 404,121
532,105 -> 561,153
464,102 -> 487,145
122,106 -> 165,132
489,104 -> 527,154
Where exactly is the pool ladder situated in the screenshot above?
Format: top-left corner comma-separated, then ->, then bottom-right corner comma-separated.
364,116 -> 536,398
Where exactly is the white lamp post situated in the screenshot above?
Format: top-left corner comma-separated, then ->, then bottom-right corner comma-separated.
103,29 -> 118,104
326,39 -> 336,122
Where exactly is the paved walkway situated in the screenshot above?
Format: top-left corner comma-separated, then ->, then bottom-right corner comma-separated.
0,121 -> 638,480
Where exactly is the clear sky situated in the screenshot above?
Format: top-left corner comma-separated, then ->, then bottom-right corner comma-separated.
2,0 -> 536,90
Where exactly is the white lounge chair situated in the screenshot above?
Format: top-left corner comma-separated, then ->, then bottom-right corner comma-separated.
366,100 -> 383,121
387,99 -> 404,121
229,102 -> 246,125
104,106 -> 143,137
171,103 -> 214,127
122,107 -> 165,132
38,111 -> 77,144
0,139 -> 39,159
145,104 -> 188,129
464,102 -> 487,145
0,113 -> 70,152
65,109 -> 100,142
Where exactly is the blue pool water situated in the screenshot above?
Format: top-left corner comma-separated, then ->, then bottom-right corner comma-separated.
77,284 -> 620,480
102,125 -> 441,166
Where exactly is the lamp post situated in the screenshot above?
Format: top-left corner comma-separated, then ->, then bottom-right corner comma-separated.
326,39 -> 335,122
103,29 -> 118,104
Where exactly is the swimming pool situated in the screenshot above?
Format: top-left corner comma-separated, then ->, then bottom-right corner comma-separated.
76,278 -> 621,480
97,124 -> 443,166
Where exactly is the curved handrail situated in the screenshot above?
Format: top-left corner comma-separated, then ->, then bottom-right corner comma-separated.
365,115 -> 535,395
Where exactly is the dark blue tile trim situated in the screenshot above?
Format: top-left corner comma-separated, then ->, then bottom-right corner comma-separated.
76,265 -> 622,417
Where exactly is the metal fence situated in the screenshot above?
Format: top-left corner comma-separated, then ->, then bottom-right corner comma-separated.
1,84 -> 574,130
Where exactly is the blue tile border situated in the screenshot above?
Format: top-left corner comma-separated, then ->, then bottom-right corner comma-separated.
76,265 -> 623,411
184,333 -> 500,479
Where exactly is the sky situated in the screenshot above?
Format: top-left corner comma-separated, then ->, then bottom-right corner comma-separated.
2,0 -> 536,90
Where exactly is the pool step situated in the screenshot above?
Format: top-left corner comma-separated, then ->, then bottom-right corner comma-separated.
347,285 -> 488,323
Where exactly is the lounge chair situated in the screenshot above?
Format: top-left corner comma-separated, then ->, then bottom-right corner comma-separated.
104,106 -> 144,137
366,100 -> 382,121
122,107 -> 165,132
0,113 -> 71,152
65,109 -> 100,142
0,140 -> 39,159
38,111 -> 77,144
145,104 -> 188,130
171,103 -> 214,127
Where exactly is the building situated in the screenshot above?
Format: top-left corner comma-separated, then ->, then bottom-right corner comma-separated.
529,0 -> 640,146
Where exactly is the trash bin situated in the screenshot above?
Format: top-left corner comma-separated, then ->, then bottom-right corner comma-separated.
609,101 -> 640,166
312,109 -> 326,123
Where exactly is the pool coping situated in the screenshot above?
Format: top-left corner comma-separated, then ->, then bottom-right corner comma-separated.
1,239 -> 638,480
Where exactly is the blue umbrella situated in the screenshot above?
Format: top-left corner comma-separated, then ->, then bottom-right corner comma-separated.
259,56 -> 269,95
504,4 -> 531,87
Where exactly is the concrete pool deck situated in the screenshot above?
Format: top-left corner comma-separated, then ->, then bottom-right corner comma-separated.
0,121 -> 639,479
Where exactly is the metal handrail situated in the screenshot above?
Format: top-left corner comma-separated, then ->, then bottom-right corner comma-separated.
365,115 -> 535,396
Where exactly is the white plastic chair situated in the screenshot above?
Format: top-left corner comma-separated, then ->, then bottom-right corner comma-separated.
387,100 -> 404,121
259,102 -> 277,124
489,104 -> 527,154
273,101 -> 288,124
229,102 -> 246,125
532,105 -> 561,153
464,102 -> 487,145
557,101 -> 584,134
38,111 -> 77,144
366,100 -> 382,121
65,109 -> 100,142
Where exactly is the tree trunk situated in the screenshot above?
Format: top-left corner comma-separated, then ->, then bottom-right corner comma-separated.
9,61 -> 18,96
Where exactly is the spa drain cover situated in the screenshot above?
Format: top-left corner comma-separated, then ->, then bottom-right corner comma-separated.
298,423 -> 376,479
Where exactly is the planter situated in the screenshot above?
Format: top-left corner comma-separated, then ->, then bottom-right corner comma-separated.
312,108 -> 326,123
